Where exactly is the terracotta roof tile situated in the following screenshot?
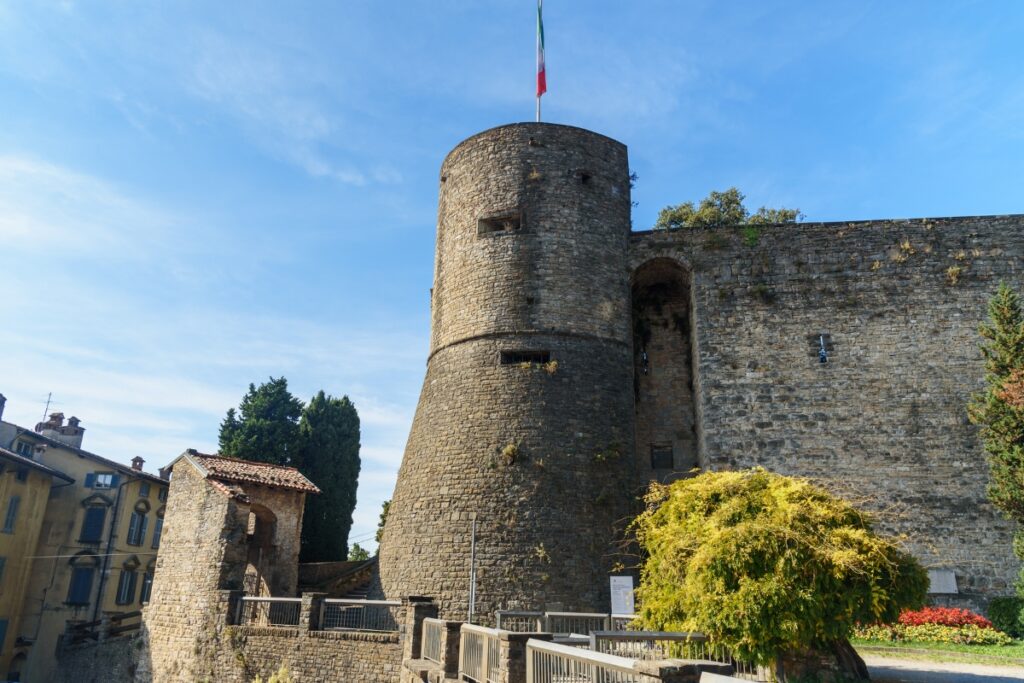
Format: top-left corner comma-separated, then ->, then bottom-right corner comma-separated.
187,450 -> 320,494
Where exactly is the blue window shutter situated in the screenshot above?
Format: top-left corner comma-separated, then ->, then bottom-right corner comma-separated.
84,473 -> 95,488
0,619 -> 8,650
152,518 -> 163,549
3,497 -> 20,533
126,513 -> 140,545
139,515 -> 148,545
0,557 -> 6,583
68,567 -> 94,604
81,507 -> 106,542
109,474 -> 121,489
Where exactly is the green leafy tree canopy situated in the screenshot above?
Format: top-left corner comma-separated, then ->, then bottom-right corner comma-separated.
632,469 -> 927,670
219,377 -> 304,465
348,543 -> 370,562
654,187 -> 802,231
219,380 -> 361,563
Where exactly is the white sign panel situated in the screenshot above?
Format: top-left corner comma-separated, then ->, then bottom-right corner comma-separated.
927,569 -> 958,594
609,575 -> 635,615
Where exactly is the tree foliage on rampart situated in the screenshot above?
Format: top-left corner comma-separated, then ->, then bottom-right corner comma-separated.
631,468 -> 927,671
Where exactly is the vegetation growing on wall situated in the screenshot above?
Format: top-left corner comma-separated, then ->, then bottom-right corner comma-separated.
653,187 -> 802,231
631,468 -> 927,679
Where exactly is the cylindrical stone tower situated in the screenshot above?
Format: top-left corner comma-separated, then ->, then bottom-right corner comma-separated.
378,123 -> 635,620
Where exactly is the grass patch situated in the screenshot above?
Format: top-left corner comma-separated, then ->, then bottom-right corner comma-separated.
853,637 -> 1024,664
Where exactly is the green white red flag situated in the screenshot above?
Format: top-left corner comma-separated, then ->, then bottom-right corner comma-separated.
536,0 -> 546,98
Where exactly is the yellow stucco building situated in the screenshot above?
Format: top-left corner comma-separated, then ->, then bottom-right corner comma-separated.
0,397 -> 169,683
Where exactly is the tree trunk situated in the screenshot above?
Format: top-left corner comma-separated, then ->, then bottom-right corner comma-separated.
777,639 -> 870,682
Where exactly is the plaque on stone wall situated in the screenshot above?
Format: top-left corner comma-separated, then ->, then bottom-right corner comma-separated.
927,569 -> 958,594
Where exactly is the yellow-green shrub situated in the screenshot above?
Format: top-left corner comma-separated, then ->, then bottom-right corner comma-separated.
854,623 -> 1013,646
632,468 -> 928,666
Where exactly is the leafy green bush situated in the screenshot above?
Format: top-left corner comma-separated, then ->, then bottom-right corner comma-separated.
988,597 -> 1024,638
631,468 -> 928,667
855,623 -> 1013,646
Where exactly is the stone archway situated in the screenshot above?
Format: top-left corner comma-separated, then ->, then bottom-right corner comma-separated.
631,257 -> 700,483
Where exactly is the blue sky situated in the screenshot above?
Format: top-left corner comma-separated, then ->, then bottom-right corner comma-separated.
1,1 -> 1021,549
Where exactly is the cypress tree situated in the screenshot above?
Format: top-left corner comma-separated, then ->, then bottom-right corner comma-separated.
969,283 -> 1024,550
297,391 -> 361,562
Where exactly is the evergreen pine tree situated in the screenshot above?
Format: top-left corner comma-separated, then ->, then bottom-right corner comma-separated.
218,377 -> 304,465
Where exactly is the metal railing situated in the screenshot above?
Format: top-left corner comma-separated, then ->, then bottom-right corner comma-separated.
236,597 -> 301,626
422,617 -> 445,664
321,598 -> 401,632
459,623 -> 502,683
496,610 -> 545,632
496,611 -> 637,635
545,612 -> 613,636
526,638 -> 658,683
590,632 -> 768,682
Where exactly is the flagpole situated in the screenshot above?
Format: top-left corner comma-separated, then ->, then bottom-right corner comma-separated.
536,0 -> 544,122
536,0 -> 541,122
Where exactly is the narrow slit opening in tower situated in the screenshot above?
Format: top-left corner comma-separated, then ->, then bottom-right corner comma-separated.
500,350 -> 550,365
478,211 -> 522,236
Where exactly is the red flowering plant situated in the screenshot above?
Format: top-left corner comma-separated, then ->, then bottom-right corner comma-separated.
898,607 -> 994,629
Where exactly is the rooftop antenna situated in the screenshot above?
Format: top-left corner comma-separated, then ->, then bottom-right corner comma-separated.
41,392 -> 56,421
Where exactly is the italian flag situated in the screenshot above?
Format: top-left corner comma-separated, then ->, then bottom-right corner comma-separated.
536,0 -> 546,97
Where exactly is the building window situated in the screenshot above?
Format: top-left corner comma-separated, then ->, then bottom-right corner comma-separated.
651,445 -> 674,470
158,487 -> 168,502
126,511 -> 148,546
14,441 -> 32,457
140,570 -> 154,604
139,482 -> 150,498
88,473 -> 115,489
0,556 -> 6,585
15,468 -> 27,482
115,569 -> 138,605
151,516 -> 163,549
67,566 -> 94,605
0,619 -> 7,651
79,506 -> 107,543
2,496 -> 19,533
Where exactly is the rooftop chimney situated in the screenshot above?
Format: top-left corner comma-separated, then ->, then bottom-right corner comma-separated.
131,456 -> 145,472
158,466 -> 171,481
0,394 -> 5,422
36,412 -> 85,449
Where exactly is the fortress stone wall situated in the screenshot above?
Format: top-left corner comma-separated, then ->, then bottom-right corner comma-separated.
379,122 -> 1023,618
630,216 -> 1024,603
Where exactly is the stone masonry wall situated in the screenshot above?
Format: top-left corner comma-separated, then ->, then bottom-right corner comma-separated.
629,215 -> 1024,607
211,626 -> 402,683
380,123 -> 636,619
143,460 -> 239,681
55,635 -> 141,683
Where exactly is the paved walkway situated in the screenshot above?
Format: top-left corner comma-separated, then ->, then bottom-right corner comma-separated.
865,655 -> 1024,682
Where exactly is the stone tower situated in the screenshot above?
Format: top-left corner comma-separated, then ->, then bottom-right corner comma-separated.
378,123 -> 636,619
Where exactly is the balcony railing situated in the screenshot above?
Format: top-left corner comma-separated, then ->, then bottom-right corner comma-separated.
320,598 -> 401,632
236,597 -> 301,627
